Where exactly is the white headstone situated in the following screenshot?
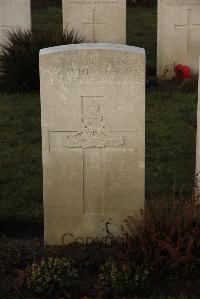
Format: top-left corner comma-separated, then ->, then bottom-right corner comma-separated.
157,0 -> 200,78
0,0 -> 31,44
196,57 -> 200,176
40,44 -> 145,245
62,0 -> 126,44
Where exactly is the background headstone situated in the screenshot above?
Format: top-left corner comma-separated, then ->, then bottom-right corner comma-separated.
62,0 -> 126,44
157,0 -> 200,78
40,43 -> 145,245
0,0 -> 31,45
196,57 -> 200,176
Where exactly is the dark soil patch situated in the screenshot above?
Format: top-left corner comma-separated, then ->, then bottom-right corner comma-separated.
0,237 -> 200,298
0,218 -> 43,239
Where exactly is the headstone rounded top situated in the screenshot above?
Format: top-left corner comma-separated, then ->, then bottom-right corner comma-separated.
40,43 -> 145,56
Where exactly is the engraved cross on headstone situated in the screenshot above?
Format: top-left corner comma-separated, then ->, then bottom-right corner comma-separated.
60,96 -> 136,214
175,9 -> 200,54
83,9 -> 106,42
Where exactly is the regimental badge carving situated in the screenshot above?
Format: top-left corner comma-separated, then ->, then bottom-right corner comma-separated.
64,97 -> 125,149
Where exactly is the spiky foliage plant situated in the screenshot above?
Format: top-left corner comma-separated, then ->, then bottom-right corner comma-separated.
0,28 -> 84,92
121,187 -> 200,280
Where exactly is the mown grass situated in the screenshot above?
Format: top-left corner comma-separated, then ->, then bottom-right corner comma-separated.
0,93 -> 42,224
0,4 -> 198,224
127,6 -> 157,72
32,6 -> 62,32
146,88 -> 197,197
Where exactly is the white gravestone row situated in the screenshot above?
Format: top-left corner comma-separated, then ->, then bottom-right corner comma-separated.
62,0 -> 126,44
0,0 -> 31,45
40,44 -> 145,245
157,0 -> 200,78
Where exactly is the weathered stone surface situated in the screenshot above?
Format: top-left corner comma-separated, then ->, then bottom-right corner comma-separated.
40,44 -> 145,245
196,57 -> 200,176
157,0 -> 200,78
62,0 -> 126,44
0,0 -> 31,45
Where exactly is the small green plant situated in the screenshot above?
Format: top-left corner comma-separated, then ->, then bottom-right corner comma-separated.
100,258 -> 149,295
25,257 -> 78,295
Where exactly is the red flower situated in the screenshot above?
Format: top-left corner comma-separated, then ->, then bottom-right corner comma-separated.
175,64 -> 191,81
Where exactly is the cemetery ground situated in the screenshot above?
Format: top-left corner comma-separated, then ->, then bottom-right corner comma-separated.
0,2 -> 199,298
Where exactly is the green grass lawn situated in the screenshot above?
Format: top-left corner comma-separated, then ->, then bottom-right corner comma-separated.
0,93 -> 42,224
32,6 -> 62,32
0,5 -> 198,225
146,88 -> 197,197
127,6 -> 157,72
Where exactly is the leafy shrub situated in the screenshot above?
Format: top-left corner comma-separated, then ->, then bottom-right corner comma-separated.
25,257 -> 78,295
0,28 -> 84,92
100,258 -> 150,296
121,190 -> 200,280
